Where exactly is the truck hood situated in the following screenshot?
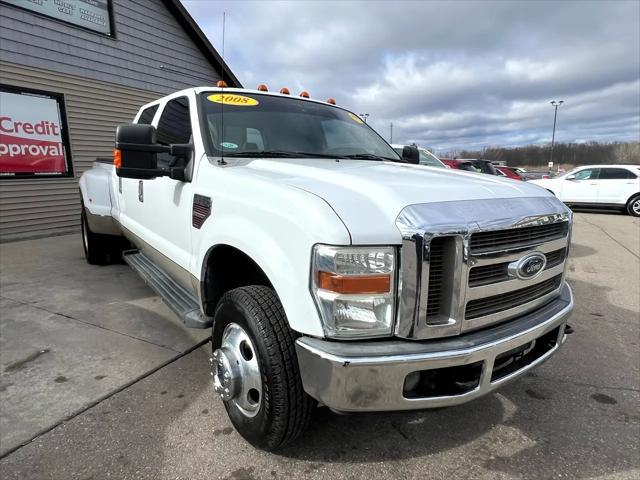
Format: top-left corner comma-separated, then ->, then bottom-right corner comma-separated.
236,158 -> 551,244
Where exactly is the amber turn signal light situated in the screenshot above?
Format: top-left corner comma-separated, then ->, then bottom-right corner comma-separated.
113,149 -> 121,168
317,271 -> 391,294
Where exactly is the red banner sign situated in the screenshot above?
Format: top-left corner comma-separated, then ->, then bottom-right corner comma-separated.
0,88 -> 72,177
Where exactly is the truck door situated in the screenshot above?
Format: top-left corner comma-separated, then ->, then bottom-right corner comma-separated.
127,96 -> 195,289
115,104 -> 159,229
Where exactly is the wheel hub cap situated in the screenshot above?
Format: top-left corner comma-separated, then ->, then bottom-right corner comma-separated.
211,348 -> 240,401
210,323 -> 262,417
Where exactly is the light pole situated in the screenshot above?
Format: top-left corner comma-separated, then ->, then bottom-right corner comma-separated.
390,122 -> 393,143
359,113 -> 370,123
550,100 -> 564,166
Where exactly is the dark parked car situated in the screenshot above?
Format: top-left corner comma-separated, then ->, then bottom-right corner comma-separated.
458,159 -> 499,175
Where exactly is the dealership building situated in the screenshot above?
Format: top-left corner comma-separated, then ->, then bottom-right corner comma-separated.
0,0 -> 240,240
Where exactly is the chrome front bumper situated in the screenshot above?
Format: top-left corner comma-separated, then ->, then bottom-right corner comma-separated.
295,283 -> 573,412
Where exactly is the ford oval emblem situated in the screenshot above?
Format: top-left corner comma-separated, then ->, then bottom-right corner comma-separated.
508,253 -> 547,280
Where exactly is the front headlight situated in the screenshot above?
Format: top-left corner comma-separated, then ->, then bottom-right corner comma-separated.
310,245 -> 396,339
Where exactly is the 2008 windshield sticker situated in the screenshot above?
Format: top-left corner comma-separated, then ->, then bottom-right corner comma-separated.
207,94 -> 259,106
348,112 -> 364,124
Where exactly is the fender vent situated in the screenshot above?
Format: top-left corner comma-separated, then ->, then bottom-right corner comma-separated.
192,194 -> 211,229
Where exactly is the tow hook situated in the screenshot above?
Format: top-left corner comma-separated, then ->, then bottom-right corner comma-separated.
564,324 -> 574,334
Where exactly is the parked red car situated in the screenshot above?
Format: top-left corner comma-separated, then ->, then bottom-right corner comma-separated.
441,159 -> 477,172
495,166 -> 524,180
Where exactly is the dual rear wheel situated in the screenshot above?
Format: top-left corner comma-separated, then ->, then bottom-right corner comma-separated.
81,204 -> 130,265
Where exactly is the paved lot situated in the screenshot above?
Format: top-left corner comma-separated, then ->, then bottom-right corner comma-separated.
1,212 -> 639,479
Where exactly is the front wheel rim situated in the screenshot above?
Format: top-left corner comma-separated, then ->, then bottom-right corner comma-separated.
211,323 -> 262,418
632,199 -> 640,215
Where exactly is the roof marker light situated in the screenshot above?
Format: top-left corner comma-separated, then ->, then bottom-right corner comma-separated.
257,84 -> 268,91
299,91 -> 310,98
216,80 -> 228,87
280,87 -> 290,95
327,98 -> 336,105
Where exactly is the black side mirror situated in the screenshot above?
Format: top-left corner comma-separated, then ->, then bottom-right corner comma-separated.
402,146 -> 420,164
115,124 -> 194,180
115,124 -> 165,179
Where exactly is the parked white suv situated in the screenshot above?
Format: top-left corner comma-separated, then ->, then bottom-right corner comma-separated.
530,165 -> 640,216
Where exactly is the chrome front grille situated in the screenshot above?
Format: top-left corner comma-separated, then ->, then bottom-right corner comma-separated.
425,237 -> 445,318
469,222 -> 568,253
396,197 -> 572,340
465,274 -> 563,319
469,247 -> 566,287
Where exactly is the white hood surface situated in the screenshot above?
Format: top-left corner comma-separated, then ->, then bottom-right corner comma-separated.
235,158 -> 551,244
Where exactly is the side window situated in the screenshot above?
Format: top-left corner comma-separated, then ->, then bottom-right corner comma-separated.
157,97 -> 191,145
156,97 -> 192,167
574,169 -> 599,180
136,105 -> 158,125
599,168 -> 636,180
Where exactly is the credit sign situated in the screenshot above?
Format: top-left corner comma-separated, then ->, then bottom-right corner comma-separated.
0,88 -> 73,178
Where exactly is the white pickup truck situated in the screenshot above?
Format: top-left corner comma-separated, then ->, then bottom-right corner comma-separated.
79,86 -> 574,450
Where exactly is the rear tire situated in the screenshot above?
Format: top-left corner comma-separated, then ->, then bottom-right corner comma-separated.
626,195 -> 640,217
81,207 -> 110,265
210,286 -> 315,450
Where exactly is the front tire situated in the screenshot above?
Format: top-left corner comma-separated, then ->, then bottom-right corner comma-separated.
626,195 -> 640,217
211,286 -> 315,450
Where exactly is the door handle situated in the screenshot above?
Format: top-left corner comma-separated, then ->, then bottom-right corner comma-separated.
138,181 -> 144,202
590,183 -> 597,185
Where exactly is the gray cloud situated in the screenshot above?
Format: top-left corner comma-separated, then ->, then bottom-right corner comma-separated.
183,0 -> 640,152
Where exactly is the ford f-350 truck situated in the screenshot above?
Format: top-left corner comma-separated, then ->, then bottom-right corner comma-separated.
79,86 -> 574,450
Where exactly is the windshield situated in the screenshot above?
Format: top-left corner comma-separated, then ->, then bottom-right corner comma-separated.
472,160 -> 498,175
198,92 -> 401,160
458,162 -> 477,172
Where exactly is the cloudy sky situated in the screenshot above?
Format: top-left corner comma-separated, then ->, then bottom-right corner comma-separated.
183,0 -> 640,153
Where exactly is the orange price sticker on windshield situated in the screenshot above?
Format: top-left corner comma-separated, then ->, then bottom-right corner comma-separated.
207,94 -> 259,106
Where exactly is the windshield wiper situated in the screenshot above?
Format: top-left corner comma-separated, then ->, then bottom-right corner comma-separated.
223,150 -> 301,158
221,151 -> 404,162
339,153 -> 407,163
223,150 -> 348,159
